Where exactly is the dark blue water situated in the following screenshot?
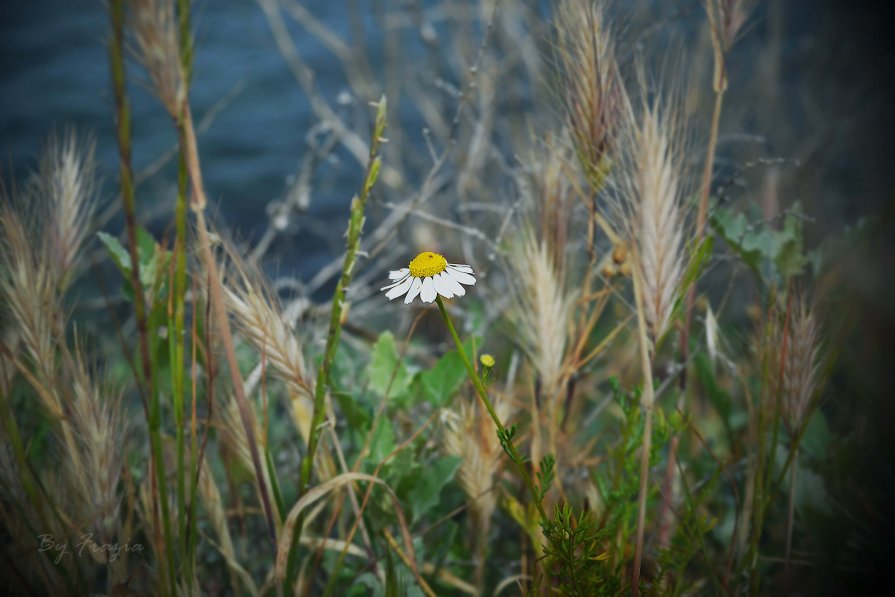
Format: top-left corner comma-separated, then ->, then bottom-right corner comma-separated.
1,0 -> 374,280
2,0 -> 891,281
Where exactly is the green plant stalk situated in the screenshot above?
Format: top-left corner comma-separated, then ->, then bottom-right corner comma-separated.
109,3 -> 175,594
784,446 -> 798,582
747,289 -> 792,592
631,256 -> 657,597
435,296 -> 547,522
174,0 -> 195,582
284,96 -> 388,591
661,78 -> 727,548
170,142 -> 190,577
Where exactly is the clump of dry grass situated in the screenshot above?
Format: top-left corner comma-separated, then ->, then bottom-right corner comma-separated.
0,132 -> 124,588
554,0 -> 624,190
0,129 -> 97,385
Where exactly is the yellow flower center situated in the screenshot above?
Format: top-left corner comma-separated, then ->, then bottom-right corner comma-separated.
408,251 -> 448,278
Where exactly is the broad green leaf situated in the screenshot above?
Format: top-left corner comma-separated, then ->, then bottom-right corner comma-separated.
401,456 -> 461,523
419,350 -> 466,407
368,417 -> 396,465
367,332 -> 411,400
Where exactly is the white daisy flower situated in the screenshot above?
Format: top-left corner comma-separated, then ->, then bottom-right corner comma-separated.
380,251 -> 476,304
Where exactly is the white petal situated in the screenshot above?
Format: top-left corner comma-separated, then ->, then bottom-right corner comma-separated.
439,271 -> 465,297
384,276 -> 413,300
420,277 -> 436,303
404,277 -> 423,304
448,263 -> 474,273
446,267 -> 476,286
389,268 -> 410,280
380,274 -> 410,291
432,273 -> 454,298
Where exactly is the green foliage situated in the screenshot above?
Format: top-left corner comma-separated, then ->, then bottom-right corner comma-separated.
540,503 -> 618,596
418,350 -> 466,407
711,202 -> 809,284
537,454 -> 556,505
366,331 -> 412,402
400,455 -> 461,523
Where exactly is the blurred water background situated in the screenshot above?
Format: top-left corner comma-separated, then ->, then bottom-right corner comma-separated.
2,1 -> 892,276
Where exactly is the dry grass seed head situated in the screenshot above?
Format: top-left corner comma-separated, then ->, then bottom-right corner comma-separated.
0,190 -> 61,391
30,131 -> 98,292
554,0 -> 624,189
612,71 -> 694,344
778,296 -> 822,435
219,239 -> 315,441
510,229 -> 576,404
130,0 -> 185,115
67,343 -> 126,543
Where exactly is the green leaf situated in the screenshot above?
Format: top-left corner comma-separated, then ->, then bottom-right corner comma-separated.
711,208 -> 762,273
141,241 -> 170,293
368,417 -> 396,465
97,231 -> 131,273
800,409 -> 832,463
418,350 -> 466,407
402,456 -> 461,523
774,209 -> 808,278
367,332 -> 411,400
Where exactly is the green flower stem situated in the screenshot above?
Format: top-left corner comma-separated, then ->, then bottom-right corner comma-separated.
435,295 -> 547,521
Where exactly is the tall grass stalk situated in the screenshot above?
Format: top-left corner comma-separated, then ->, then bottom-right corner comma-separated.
109,3 -> 176,594
284,96 -> 388,591
172,0 -> 193,580
663,0 -> 751,547
631,254 -> 657,597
